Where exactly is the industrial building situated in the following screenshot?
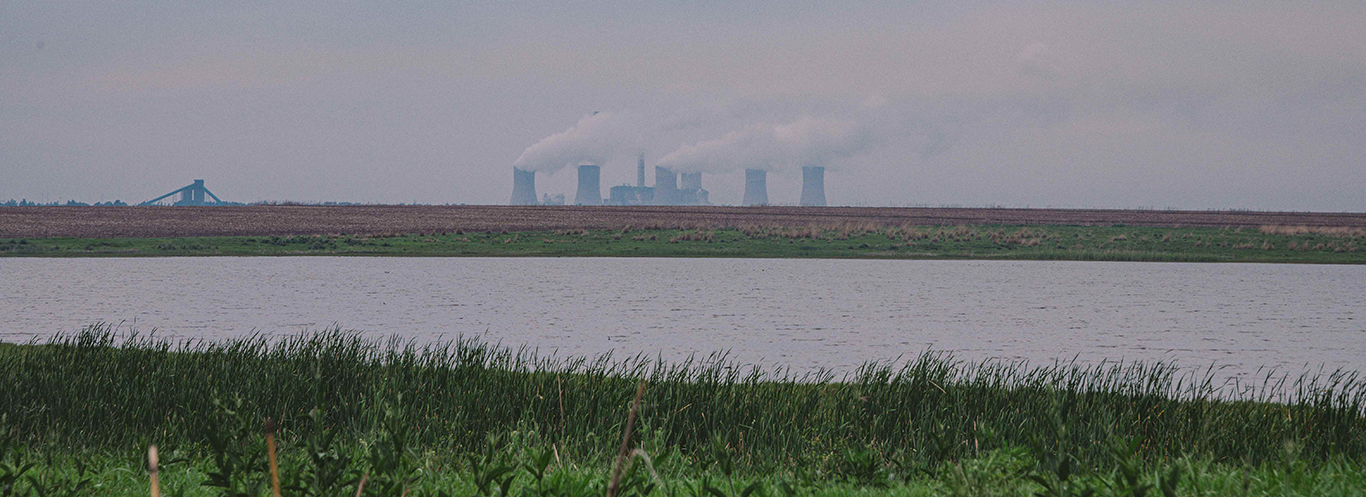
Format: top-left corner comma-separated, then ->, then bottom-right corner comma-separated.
140,180 -> 226,206
511,157 -> 828,207
605,156 -> 709,206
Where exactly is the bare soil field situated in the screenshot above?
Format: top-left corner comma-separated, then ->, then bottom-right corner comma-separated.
3,205 -> 1365,239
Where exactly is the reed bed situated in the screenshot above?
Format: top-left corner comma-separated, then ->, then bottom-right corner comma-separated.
1,325 -> 1363,470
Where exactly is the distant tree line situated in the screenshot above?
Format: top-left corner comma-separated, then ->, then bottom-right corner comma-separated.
2,199 -> 472,207
2,199 -> 128,207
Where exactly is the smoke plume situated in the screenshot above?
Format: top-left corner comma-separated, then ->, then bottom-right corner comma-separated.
512,111 -> 642,173
657,116 -> 875,174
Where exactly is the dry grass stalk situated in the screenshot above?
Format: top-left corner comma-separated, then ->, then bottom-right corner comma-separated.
354,472 -> 368,497
148,445 -> 160,497
265,418 -> 282,497
607,380 -> 648,497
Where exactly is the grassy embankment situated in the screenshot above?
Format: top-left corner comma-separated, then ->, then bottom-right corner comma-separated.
2,224 -> 1364,263
2,328 -> 1364,495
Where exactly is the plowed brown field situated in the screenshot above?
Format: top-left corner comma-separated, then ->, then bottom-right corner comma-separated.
3,205 -> 1365,239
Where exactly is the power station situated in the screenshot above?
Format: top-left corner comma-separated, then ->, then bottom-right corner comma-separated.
510,157 -> 828,206
595,155 -> 710,206
47,160 -> 826,206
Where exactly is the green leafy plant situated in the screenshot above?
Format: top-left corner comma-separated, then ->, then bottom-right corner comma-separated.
290,406 -> 358,497
1108,439 -> 1151,497
466,435 -> 516,497
364,398 -> 423,496
201,396 -> 268,497
23,454 -> 92,497
833,446 -> 888,487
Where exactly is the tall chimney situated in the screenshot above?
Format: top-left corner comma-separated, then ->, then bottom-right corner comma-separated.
799,166 -> 826,207
742,168 -> 768,206
575,165 -> 602,205
680,172 -> 702,190
637,154 -> 646,188
510,168 -> 537,205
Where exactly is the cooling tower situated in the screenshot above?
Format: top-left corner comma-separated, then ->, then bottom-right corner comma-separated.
799,167 -> 826,207
510,168 -> 537,205
680,172 -> 702,190
575,165 -> 602,205
742,168 -> 768,206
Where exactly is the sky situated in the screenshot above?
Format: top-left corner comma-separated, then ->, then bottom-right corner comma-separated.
2,1 -> 1363,209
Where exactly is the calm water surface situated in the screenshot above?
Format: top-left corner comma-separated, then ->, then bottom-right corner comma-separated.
2,257 -> 1362,376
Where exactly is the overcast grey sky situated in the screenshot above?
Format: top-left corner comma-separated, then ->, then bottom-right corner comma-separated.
3,1 -> 1363,209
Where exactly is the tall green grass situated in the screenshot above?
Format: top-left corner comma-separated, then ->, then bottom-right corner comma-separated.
1,325 -> 1362,468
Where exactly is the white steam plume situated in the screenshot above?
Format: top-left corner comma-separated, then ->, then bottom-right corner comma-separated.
656,116 -> 875,174
512,111 -> 642,173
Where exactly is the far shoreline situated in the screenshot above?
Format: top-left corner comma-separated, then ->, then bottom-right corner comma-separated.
4,204 -> 1366,239
4,223 -> 1362,264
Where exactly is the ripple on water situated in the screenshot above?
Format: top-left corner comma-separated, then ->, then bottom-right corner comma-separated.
1,257 -> 1363,378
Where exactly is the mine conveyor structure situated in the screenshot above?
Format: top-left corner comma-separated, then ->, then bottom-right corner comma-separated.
139,180 -> 224,206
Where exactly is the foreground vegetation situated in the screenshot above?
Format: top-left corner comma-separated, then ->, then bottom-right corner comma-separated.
1,327 -> 1364,495
7,437 -> 1366,496
2,224 -> 1364,263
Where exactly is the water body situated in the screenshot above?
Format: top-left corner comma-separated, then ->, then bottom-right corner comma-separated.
2,257 -> 1362,377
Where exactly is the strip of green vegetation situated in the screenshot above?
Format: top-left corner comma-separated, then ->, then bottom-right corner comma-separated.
2,225 -> 1364,263
1,327 -> 1363,496
6,438 -> 1366,496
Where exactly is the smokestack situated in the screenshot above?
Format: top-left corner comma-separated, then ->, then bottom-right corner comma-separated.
637,154 -> 646,187
510,168 -> 537,205
742,168 -> 768,206
680,172 -> 702,190
575,165 -> 602,205
800,167 -> 826,207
